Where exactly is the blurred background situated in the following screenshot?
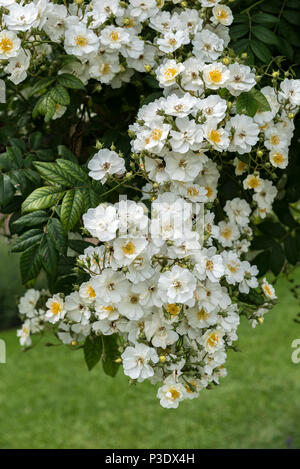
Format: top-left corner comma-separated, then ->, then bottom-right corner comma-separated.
0,237 -> 299,449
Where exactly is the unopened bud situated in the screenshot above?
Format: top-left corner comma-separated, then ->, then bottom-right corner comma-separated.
222,57 -> 230,65
115,357 -> 122,363
256,150 -> 264,157
159,355 -> 167,363
241,52 -> 248,59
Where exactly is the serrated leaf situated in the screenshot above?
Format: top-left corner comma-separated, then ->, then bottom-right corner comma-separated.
282,9 -> 300,26
7,146 -> 23,168
28,77 -> 56,98
50,84 -> 70,106
102,335 -> 120,377
253,250 -> 270,277
259,221 -> 285,238
12,210 -> 48,228
39,236 -> 58,278
11,228 -> 43,252
33,161 -> 79,186
230,23 -> 249,40
20,244 -> 42,284
236,92 -> 258,117
68,239 -> 92,253
29,131 -> 43,150
58,73 -> 85,90
57,145 -> 78,163
252,13 -> 279,25
250,88 -> 271,112
284,235 -> 298,265
44,94 -> 56,122
56,159 -> 88,183
0,173 -> 14,207
84,336 -> 103,371
252,25 -> 279,45
22,186 -> 65,212
60,189 -> 84,232
270,244 -> 285,276
250,40 -> 272,63
251,236 -> 275,250
47,218 -> 67,255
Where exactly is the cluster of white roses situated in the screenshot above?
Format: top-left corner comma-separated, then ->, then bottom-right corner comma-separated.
14,0 -> 300,408
0,0 -> 232,88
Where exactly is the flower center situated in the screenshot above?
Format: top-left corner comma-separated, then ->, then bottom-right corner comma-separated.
151,128 -> 163,141
209,70 -> 222,83
217,9 -> 228,20
0,38 -> 13,53
87,286 -> 96,298
168,388 -> 180,400
164,67 -> 177,80
75,35 -> 88,47
272,153 -> 284,165
122,241 -> 136,255
110,31 -> 120,41
209,129 -> 221,143
207,332 -> 219,347
166,303 -> 181,316
270,135 -> 280,145
50,301 -> 62,315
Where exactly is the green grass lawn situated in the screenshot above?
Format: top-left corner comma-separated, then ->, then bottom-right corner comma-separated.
0,272 -> 300,449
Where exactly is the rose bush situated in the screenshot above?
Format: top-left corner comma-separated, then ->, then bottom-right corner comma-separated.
0,0 -> 300,408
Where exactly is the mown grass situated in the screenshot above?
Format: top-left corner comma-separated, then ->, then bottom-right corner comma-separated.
0,271 -> 300,449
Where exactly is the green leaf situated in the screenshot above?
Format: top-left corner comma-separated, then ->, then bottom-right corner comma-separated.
39,236 -> 59,278
236,92 -> 258,117
277,37 -> 294,61
102,335 -> 120,378
11,228 -> 43,253
58,73 -> 85,90
252,250 -> 270,277
249,88 -> 271,112
251,236 -> 275,250
20,244 -> 42,284
28,77 -> 55,98
252,13 -> 280,25
7,146 -> 23,168
60,188 -> 84,232
252,25 -> 279,45
50,84 -> 70,106
47,218 -> 67,255
68,239 -> 92,253
230,23 -> 249,40
0,173 -> 14,207
282,9 -> 300,26
22,186 -> 65,212
33,161 -> 80,186
0,152 -> 13,170
250,40 -> 272,63
29,131 -> 43,150
270,244 -> 285,276
84,336 -> 103,371
57,145 -> 78,163
284,235 -> 299,265
12,210 -> 48,228
259,221 -> 285,238
56,159 -> 88,184
44,94 -> 56,122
